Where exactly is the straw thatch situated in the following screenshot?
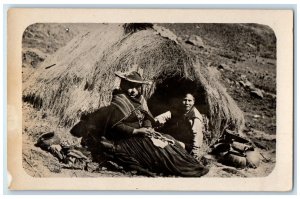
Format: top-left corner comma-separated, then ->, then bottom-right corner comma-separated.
23,23 -> 244,144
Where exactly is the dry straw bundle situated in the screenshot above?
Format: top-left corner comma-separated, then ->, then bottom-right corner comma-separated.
23,23 -> 244,144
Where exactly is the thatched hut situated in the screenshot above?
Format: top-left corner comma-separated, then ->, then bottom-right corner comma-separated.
23,23 -> 245,144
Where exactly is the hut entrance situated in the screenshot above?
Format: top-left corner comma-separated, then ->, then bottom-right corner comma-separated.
147,76 -> 208,117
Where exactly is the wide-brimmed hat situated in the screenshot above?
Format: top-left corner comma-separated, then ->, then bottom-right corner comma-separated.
115,71 -> 152,84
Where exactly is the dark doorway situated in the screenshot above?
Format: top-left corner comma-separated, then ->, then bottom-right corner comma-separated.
148,76 -> 208,117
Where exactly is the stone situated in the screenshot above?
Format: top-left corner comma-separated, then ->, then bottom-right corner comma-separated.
186,35 -> 205,48
86,162 -> 99,172
250,89 -> 264,99
240,74 -> 247,79
239,80 -> 255,90
101,167 -> 107,171
218,63 -> 232,71
244,81 -> 255,90
239,80 -> 246,87
226,78 -> 232,84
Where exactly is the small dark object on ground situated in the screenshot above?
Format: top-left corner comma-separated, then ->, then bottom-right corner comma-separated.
45,64 -> 56,69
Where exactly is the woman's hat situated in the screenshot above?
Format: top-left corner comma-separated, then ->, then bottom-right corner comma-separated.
115,71 -> 152,84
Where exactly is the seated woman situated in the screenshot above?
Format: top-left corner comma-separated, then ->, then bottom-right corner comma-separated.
155,92 -> 209,161
100,70 -> 209,177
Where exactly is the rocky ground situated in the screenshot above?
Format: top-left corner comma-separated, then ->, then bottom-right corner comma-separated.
22,23 -> 276,178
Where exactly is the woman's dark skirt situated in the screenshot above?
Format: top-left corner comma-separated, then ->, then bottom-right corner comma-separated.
111,135 -> 209,177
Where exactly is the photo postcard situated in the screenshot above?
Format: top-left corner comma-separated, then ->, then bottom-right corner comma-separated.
7,8 -> 293,191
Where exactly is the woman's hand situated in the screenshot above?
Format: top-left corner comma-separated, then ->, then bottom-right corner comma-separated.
133,127 -> 152,135
154,111 -> 171,125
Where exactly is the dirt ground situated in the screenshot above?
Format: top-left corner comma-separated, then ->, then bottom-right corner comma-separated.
22,23 -> 276,178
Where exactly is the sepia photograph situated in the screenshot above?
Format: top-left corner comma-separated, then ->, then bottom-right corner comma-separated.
7,9 -> 293,191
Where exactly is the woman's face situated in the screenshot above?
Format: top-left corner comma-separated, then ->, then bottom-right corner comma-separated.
182,93 -> 195,112
122,81 -> 142,98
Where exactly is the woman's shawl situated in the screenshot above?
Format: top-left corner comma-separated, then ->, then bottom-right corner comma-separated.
110,91 -> 154,127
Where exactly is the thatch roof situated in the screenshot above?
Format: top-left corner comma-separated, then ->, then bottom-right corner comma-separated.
23,23 -> 244,144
